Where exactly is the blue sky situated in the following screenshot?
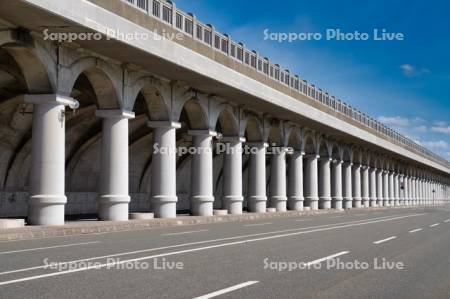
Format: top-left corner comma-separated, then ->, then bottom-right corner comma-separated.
175,0 -> 450,160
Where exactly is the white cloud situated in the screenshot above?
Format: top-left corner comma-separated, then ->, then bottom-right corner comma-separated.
421,140 -> 449,150
376,116 -> 424,127
431,126 -> 450,134
413,125 -> 428,133
400,64 -> 431,77
377,116 -> 410,126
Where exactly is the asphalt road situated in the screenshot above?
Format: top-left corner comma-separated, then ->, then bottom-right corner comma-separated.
0,206 -> 449,299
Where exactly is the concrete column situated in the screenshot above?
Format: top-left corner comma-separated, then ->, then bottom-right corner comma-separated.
147,121 -> 180,218
393,172 -> 399,206
404,176 -> 410,205
304,154 -> 319,210
319,157 -> 332,209
331,160 -> 343,210
411,177 -> 418,205
352,164 -> 362,208
382,170 -> 389,206
189,130 -> 216,216
221,137 -> 245,214
361,166 -> 370,208
398,173 -> 405,206
247,143 -> 268,213
388,171 -> 395,206
25,94 -> 78,226
288,151 -> 304,211
369,168 -> 377,207
96,109 -> 134,221
269,147 -> 288,212
376,169 -> 383,206
342,162 -> 353,209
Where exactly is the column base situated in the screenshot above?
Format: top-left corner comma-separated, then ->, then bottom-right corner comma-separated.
288,196 -> 304,211
28,195 -> 67,226
248,196 -> 267,213
98,195 -> 130,221
222,195 -> 244,215
343,198 -> 352,209
376,199 -> 383,206
190,196 -> 214,216
305,197 -> 319,210
319,197 -> 332,209
269,196 -> 287,212
383,200 -> 389,207
151,195 -> 178,218
362,198 -> 370,208
331,197 -> 343,210
393,199 -> 399,206
353,198 -> 362,208
369,199 -> 377,207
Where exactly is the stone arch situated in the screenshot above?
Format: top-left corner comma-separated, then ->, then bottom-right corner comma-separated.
242,113 -> 263,142
286,126 -> 302,150
59,56 -> 122,109
268,119 -> 283,145
126,75 -> 171,120
1,31 -> 55,93
318,137 -> 332,158
178,95 -> 209,130
302,131 -> 318,155
213,104 -> 239,137
342,145 -> 353,163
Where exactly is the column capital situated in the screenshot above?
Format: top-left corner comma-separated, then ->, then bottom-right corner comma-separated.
96,109 -> 135,119
188,129 -> 217,137
148,120 -> 181,129
24,94 -> 79,108
246,142 -> 269,148
305,154 -> 320,159
222,136 -> 246,143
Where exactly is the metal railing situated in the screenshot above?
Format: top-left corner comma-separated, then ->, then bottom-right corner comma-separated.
122,0 -> 450,168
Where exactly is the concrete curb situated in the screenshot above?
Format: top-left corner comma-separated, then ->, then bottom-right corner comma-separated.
0,205 -> 440,241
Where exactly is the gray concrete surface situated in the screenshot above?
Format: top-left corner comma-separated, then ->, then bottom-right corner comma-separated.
0,206 -> 449,298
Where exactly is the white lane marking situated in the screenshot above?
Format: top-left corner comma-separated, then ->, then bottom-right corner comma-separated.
444,219 -> 450,223
306,251 -> 350,267
193,281 -> 259,299
408,228 -> 423,233
161,230 -> 209,236
294,219 -> 311,222
373,236 -> 397,245
0,241 -> 100,255
0,214 -> 402,276
243,223 -> 272,227
0,214 -> 424,285
430,223 -> 439,227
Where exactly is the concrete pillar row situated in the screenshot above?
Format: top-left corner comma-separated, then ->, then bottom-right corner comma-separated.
269,147 -> 288,212
288,151 -> 304,211
304,154 -> 319,210
342,162 -> 353,209
25,94 -> 79,226
352,164 -> 362,208
96,109 -> 135,221
247,142 -> 268,213
319,157 -> 332,209
405,176 -> 410,205
376,169 -> 383,206
382,170 -> 389,206
411,177 -> 417,205
189,130 -> 217,216
148,121 -> 181,219
221,136 -> 245,215
388,171 -> 395,206
331,160 -> 343,210
369,167 -> 377,207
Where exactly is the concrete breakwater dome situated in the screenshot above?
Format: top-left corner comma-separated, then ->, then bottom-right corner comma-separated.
0,0 -> 448,225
